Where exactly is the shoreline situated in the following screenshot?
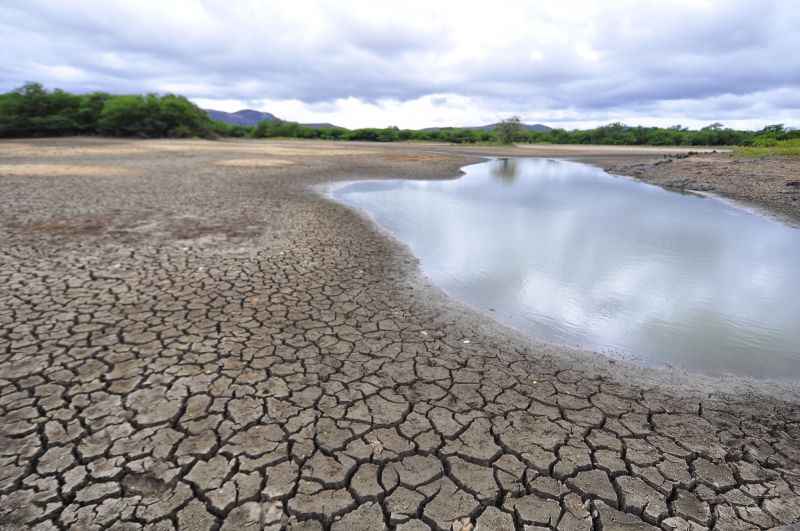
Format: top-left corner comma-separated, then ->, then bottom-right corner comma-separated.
598,151 -> 800,226
317,157 -> 800,405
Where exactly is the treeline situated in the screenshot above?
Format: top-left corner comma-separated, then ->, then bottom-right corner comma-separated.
527,122 -> 799,147
209,120 -> 800,146
2,83 -> 798,147
0,83 -> 215,138
223,121 -> 495,142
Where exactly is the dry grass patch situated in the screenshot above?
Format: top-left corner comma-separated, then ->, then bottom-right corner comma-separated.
145,141 -> 376,156
0,139 -> 379,159
250,146 -> 376,156
0,142 -> 149,158
207,146 -> 376,156
0,164 -> 135,177
381,154 -> 450,162
215,158 -> 294,168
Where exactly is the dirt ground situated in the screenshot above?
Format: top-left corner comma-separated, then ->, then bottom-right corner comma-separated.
1,137 -> 799,531
602,153 -> 800,225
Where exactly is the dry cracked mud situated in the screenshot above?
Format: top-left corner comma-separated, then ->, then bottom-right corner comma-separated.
1,138 -> 799,531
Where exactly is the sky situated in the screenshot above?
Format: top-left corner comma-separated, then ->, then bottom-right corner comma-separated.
1,0 -> 799,130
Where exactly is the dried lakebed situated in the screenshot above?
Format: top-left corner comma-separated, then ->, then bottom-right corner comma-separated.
1,138 -> 799,531
332,158 -> 800,381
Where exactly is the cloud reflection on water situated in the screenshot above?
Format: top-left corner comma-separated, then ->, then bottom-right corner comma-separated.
334,159 -> 800,379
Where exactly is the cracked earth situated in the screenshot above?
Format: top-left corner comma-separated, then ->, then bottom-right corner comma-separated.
1,138 -> 799,531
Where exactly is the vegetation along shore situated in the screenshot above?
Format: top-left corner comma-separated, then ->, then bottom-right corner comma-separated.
3,83 -> 800,149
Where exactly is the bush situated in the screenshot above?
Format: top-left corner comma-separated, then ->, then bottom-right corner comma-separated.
735,138 -> 800,158
0,83 -> 213,138
252,119 -> 318,138
169,125 -> 194,138
0,83 -> 83,136
97,93 -> 211,138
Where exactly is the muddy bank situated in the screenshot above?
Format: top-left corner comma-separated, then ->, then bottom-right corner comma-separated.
1,138 -> 799,530
602,152 -> 800,224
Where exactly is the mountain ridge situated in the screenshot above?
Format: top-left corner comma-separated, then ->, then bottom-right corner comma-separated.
205,108 -> 551,132
205,109 -> 344,129
205,109 -> 278,126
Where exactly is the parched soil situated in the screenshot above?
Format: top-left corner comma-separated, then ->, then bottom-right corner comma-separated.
1,138 -> 799,531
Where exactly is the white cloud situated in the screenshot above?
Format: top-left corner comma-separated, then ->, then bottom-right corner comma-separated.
1,0 -> 798,129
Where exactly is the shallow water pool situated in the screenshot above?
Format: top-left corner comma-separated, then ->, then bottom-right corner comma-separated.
332,158 -> 800,379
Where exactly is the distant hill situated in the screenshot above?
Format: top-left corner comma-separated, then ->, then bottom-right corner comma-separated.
422,123 -> 551,133
205,109 -> 344,129
205,109 -> 279,126
206,109 -> 549,133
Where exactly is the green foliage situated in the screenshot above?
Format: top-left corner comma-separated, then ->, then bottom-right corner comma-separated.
735,138 -> 800,158
253,119 -> 303,138
0,82 -> 83,136
97,93 -> 211,137
0,83 -> 213,138
1,83 -> 797,149
518,122 -> 760,147
495,116 -> 522,144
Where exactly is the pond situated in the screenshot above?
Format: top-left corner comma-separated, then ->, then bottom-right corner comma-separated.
331,158 -> 800,380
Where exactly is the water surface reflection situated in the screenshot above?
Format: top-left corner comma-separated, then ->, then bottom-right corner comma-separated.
332,158 -> 800,379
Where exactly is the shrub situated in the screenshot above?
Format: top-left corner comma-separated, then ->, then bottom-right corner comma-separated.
0,83 -> 213,138
735,138 -> 800,158
97,93 -> 211,138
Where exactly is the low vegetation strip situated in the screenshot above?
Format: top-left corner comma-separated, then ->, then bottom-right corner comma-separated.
2,83 -> 800,147
735,138 -> 800,158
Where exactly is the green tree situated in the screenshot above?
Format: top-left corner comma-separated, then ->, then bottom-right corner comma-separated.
495,116 -> 522,144
97,93 -> 211,137
0,82 -> 83,136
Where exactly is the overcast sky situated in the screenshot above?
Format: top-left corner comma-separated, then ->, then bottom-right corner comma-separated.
2,0 -> 798,130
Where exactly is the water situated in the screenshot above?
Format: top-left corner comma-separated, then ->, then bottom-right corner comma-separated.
331,158 -> 800,380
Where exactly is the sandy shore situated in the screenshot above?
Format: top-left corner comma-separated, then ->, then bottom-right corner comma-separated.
1,137 -> 798,530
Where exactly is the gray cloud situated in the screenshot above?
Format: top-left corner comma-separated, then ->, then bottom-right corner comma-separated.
1,0 -> 798,128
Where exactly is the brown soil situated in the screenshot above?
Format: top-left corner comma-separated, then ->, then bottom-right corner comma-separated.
603,153 -> 800,224
0,137 -> 798,531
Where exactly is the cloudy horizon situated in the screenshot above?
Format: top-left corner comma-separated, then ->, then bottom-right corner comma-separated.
2,0 -> 798,130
